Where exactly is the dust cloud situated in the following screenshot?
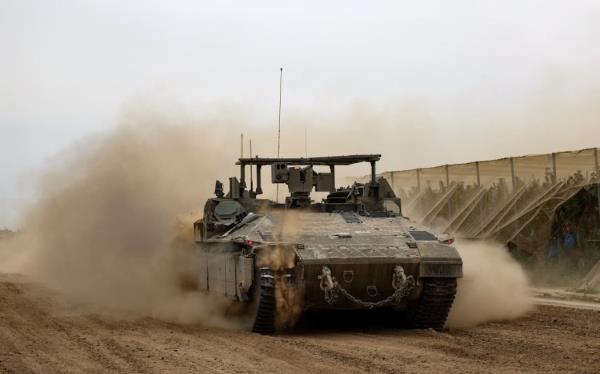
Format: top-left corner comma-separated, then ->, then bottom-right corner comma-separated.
0,98 -> 393,326
255,210 -> 303,270
0,107 -> 245,326
446,239 -> 534,328
0,97 -> 555,330
254,211 -> 305,329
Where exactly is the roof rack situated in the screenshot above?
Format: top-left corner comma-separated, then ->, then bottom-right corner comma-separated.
237,154 -> 381,166
236,154 -> 382,196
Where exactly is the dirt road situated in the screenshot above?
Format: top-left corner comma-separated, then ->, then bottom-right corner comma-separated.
1,275 -> 599,374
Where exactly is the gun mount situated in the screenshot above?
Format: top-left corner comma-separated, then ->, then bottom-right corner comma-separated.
217,154 -> 400,213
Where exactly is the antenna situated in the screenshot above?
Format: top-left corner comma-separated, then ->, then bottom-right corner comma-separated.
276,67 -> 283,203
240,133 -> 244,158
249,139 -> 253,192
304,127 -> 307,158
277,67 -> 283,158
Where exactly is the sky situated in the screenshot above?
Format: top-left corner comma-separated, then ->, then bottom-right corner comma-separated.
1,0 -> 600,228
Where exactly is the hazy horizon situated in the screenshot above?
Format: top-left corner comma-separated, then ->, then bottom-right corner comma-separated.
2,0 -> 600,228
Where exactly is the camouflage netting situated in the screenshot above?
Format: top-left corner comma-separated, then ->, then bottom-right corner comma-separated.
360,148 -> 600,262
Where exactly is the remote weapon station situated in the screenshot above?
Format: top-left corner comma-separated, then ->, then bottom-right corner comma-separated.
194,154 -> 462,333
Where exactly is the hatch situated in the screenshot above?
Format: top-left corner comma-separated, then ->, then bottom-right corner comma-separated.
409,230 -> 438,241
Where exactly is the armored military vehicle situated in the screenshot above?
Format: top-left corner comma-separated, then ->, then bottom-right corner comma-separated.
194,155 -> 462,333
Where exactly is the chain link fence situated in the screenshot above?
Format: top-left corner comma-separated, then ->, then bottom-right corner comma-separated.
362,148 -> 600,258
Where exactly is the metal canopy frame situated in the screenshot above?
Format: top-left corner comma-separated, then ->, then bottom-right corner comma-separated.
237,154 -> 382,196
236,154 -> 381,166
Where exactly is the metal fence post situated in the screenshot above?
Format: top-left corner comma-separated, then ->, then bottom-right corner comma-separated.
510,157 -> 516,190
552,152 -> 557,183
445,164 -> 451,218
476,161 -> 483,225
595,147 -> 600,221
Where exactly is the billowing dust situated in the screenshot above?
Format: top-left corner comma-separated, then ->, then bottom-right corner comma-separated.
447,239 -> 534,328
0,103 -> 534,329
274,279 -> 303,330
256,246 -> 296,272
255,210 -> 303,271
0,112 -> 240,326
255,211 -> 304,329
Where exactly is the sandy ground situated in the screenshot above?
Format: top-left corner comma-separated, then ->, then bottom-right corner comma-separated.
1,274 -> 599,374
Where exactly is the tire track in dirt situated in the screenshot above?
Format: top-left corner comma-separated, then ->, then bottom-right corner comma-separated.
1,275 -> 600,374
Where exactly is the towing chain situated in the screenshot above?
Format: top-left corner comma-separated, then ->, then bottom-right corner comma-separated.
318,265 -> 415,309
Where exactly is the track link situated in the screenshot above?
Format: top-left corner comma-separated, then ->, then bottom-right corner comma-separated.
251,268 -> 276,334
411,278 -> 457,330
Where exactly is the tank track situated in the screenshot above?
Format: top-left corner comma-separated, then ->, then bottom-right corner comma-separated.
251,268 -> 276,334
411,277 -> 457,330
